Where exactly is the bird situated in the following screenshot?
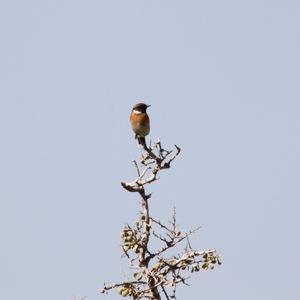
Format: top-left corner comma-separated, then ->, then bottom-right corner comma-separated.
130,103 -> 151,146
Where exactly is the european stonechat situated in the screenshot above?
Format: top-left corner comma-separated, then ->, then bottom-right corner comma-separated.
130,103 -> 151,145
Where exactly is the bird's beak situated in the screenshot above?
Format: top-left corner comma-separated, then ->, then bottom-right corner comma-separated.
147,105 -> 151,108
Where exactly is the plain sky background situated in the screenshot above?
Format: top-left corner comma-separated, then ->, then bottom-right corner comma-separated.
0,1 -> 299,299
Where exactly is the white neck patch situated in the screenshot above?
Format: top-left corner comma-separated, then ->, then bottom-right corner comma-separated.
133,110 -> 142,114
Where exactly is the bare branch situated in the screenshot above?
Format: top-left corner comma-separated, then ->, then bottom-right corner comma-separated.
132,160 -> 141,177
103,139 -> 220,300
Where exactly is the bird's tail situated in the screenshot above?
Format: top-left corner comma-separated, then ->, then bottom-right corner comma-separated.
137,136 -> 146,146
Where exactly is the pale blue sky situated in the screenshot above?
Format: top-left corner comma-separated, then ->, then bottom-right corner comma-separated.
0,1 -> 299,299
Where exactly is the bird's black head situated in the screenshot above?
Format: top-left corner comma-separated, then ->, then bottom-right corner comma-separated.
132,103 -> 151,113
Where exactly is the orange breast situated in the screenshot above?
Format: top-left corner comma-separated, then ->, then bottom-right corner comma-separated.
130,112 -> 150,137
